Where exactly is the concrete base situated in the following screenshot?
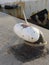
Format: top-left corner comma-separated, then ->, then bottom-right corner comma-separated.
0,12 -> 49,65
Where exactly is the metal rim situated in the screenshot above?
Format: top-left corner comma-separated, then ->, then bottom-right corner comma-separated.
25,41 -> 47,47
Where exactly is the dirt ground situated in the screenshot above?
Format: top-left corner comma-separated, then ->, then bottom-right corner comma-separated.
0,12 -> 49,65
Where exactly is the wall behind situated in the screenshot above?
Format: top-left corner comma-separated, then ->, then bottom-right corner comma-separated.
0,0 -> 49,19
24,0 -> 49,19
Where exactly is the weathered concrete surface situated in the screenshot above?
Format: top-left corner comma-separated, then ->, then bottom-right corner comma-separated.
0,12 -> 49,65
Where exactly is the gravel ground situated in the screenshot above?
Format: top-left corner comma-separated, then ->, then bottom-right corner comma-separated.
0,12 -> 49,65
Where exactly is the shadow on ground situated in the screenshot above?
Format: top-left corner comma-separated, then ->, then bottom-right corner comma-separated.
8,43 -> 49,63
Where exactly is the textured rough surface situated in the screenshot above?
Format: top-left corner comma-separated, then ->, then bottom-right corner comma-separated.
0,12 -> 49,65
